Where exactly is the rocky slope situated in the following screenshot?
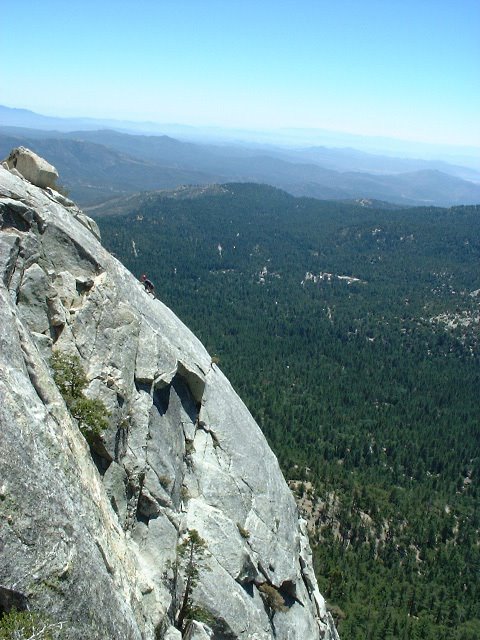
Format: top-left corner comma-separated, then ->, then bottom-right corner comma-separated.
0,153 -> 339,640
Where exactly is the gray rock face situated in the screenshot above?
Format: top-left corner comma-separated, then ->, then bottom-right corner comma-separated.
3,146 -> 59,189
0,160 -> 339,639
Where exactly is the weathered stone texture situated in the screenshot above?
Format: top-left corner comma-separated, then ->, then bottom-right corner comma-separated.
3,146 -> 59,188
0,161 -> 339,639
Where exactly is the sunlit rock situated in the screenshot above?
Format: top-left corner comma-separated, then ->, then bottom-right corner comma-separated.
0,156 -> 339,639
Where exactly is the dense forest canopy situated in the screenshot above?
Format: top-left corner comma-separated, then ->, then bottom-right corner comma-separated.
96,184 -> 480,640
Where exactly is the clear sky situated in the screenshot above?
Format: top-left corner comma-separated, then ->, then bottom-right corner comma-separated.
2,0 -> 479,146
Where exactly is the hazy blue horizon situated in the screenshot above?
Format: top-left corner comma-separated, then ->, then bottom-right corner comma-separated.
2,103 -> 480,170
1,1 -> 479,149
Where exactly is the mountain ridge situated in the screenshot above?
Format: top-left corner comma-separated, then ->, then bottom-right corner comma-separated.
1,126 -> 479,207
2,104 -> 479,167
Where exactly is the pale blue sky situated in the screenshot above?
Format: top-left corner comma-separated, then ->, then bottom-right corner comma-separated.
2,0 -> 479,145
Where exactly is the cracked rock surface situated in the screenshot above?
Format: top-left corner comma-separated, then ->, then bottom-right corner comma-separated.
0,162 -> 339,639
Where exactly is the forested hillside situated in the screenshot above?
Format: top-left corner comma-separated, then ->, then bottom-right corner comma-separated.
96,184 -> 480,640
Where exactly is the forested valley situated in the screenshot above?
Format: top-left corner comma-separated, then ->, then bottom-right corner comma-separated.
95,184 -> 480,640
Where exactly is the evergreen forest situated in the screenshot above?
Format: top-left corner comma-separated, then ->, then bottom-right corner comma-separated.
95,184 -> 480,640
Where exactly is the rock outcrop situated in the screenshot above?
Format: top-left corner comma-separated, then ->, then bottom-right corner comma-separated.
3,146 -> 59,189
0,158 -> 339,640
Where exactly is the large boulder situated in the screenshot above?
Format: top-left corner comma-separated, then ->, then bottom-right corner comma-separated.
3,146 -> 59,188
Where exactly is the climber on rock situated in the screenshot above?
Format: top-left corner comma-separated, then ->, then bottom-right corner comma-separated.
140,273 -> 155,296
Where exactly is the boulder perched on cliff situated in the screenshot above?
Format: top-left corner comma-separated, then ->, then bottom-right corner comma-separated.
0,156 -> 339,640
3,146 -> 59,188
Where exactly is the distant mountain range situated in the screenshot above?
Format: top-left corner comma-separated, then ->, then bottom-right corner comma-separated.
1,105 -> 480,207
2,104 -> 480,166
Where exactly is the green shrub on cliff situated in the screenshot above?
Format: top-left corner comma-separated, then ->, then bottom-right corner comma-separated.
50,351 -> 109,444
0,609 -> 63,639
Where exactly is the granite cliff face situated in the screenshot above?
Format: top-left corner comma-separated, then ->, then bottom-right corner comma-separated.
0,153 -> 339,640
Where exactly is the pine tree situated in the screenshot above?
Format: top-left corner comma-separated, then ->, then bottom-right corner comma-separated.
175,529 -> 209,633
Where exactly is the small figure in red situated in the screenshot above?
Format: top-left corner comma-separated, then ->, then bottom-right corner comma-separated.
140,274 -> 155,296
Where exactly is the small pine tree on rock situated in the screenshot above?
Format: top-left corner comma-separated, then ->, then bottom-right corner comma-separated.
175,529 -> 210,633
